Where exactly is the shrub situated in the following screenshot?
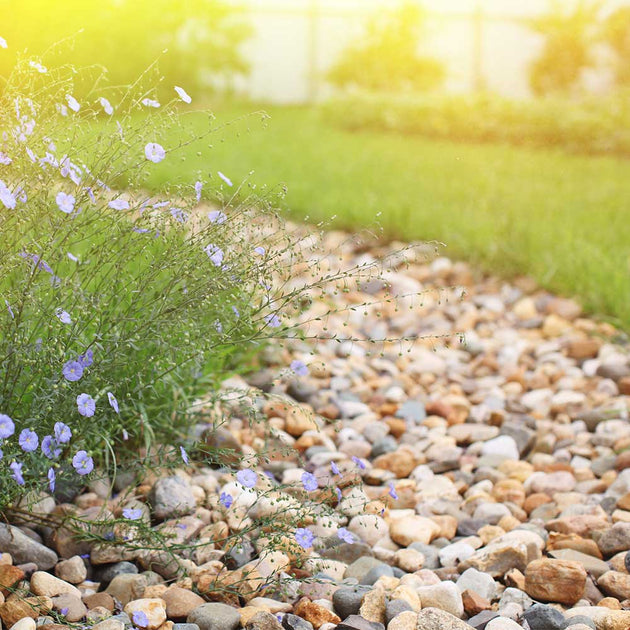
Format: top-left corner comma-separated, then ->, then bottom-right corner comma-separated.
601,7 -> 630,87
327,2 -> 444,93
321,90 -> 630,158
0,55 -> 292,511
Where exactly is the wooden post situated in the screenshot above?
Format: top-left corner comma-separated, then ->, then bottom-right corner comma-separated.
307,0 -> 319,103
473,1 -> 485,92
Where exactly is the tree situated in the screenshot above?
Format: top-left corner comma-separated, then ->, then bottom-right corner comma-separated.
528,0 -> 602,96
0,0 -> 251,98
601,7 -> 630,87
328,2 -> 444,93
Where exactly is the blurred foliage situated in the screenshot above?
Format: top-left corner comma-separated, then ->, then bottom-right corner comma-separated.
327,2 -> 444,93
0,0 -> 251,98
322,90 -> 630,157
528,0 -> 602,95
601,7 -> 630,87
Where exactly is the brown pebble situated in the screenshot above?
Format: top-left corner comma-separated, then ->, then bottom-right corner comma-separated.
462,590 -> 491,616
294,598 -> 340,628
505,568 -> 526,590
524,493 -> 552,514
566,338 -> 600,360
0,565 -> 25,596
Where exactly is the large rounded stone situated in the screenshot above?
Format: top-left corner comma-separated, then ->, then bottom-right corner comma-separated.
0,524 -> 57,570
521,603 -> 565,630
162,587 -> 205,620
390,516 -> 440,546
347,515 -> 388,546
123,599 -> 167,630
150,477 -> 197,520
524,559 -> 586,605
187,603 -> 241,630
30,571 -> 81,598
417,582 -> 464,618
414,607 -> 475,630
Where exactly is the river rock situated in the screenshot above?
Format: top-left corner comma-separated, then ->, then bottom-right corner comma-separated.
524,559 -> 587,604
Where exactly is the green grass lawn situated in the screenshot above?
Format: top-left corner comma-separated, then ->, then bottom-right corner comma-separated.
143,104 -> 630,327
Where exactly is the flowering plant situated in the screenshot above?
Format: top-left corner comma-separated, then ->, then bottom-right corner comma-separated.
0,52 -> 290,511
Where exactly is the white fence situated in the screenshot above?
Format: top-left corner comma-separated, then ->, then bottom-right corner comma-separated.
226,0 -> 630,103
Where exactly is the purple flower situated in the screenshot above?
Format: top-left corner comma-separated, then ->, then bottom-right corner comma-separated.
352,456 -> 366,470
208,210 -> 227,224
54,422 -> 72,444
337,527 -> 354,544
132,610 -> 149,628
0,414 -> 15,439
99,97 -> 114,115
335,487 -> 343,502
204,244 -> 224,267
10,461 -> 24,485
142,98 -> 160,108
15,186 -> 27,203
174,86 -> 192,104
60,607 -> 69,617
144,142 -> 166,163
264,313 -> 281,328
194,181 -> 203,202
170,207 -> 188,223
0,180 -> 16,209
41,435 -> 62,459
254,246 -> 265,256
67,252 -> 79,262
62,360 -> 83,382
218,171 -> 233,187
79,349 -> 93,367
66,95 -> 80,112
5,300 -> 14,319
180,446 -> 189,465
72,450 -> 94,475
214,320 -> 223,334
0,152 -> 12,165
56,191 -> 75,215
219,492 -> 233,508
330,461 -> 340,476
388,481 -> 398,500
290,360 -> 308,376
19,428 -> 38,452
236,468 -> 258,488
77,393 -> 95,417
108,392 -> 119,413
295,528 -> 314,550
301,471 -> 318,492
48,467 -> 56,493
122,507 -> 143,520
38,259 -> 53,274
109,198 -> 130,211
55,308 -> 72,324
